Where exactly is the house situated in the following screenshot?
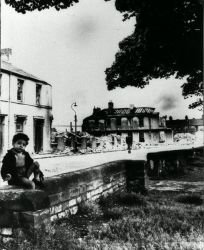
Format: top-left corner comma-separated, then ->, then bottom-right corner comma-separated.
82,101 -> 173,144
0,56 -> 53,157
166,116 -> 204,135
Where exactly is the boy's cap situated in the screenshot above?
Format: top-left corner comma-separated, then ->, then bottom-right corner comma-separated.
12,133 -> 29,145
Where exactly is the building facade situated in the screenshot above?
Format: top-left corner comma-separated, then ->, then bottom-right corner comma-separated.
82,102 -> 173,144
0,59 -> 53,158
166,116 -> 204,135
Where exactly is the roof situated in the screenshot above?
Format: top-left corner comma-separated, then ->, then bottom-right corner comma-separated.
1,60 -> 51,85
112,107 -> 156,115
83,107 -> 158,121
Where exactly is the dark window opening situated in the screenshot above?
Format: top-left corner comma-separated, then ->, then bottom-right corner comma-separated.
139,132 -> 145,142
17,79 -> 24,102
139,117 -> 144,127
36,84 -> 42,105
0,74 -> 2,96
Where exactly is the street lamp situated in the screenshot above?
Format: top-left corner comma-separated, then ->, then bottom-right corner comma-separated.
71,102 -> 78,152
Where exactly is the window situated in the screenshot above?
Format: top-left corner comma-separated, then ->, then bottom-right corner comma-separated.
15,115 -> 27,133
36,84 -> 42,105
17,79 -> 24,101
16,121 -> 24,132
139,132 -> 145,142
0,74 -> 2,97
116,118 -> 121,126
139,117 -> 144,127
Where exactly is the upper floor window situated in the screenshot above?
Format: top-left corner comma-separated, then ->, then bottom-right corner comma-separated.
17,79 -> 24,102
36,84 -> 42,105
139,117 -> 144,127
116,118 -> 121,127
15,115 -> 27,133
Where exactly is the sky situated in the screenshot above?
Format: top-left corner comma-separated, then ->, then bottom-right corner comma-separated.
1,0 -> 202,126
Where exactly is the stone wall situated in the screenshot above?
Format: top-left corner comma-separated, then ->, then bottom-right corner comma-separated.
146,146 -> 204,178
0,160 -> 145,239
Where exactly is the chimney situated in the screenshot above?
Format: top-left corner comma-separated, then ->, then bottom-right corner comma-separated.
108,101 -> 114,109
1,48 -> 12,62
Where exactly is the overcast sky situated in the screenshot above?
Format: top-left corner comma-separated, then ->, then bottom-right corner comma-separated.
1,0 -> 202,125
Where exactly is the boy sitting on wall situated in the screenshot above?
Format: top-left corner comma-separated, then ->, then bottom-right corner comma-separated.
1,133 -> 44,189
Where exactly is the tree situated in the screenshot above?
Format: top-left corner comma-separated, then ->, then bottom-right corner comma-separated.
4,0 -> 79,13
5,0 -> 203,109
105,0 -> 203,109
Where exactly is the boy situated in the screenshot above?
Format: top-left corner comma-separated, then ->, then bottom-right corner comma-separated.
1,133 -> 44,189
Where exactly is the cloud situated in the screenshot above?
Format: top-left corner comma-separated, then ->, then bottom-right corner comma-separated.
156,94 -> 179,111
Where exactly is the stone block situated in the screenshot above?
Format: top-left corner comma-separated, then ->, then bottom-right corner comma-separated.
54,204 -> 62,214
0,228 -> 12,236
69,206 -> 78,215
61,200 -> 70,211
50,215 -> 58,222
57,211 -> 67,219
69,187 -> 80,198
76,196 -> 82,203
79,185 -> 87,194
48,192 -> 63,205
86,183 -> 94,191
68,199 -> 77,207
87,192 -> 92,199
19,209 -> 50,229
0,189 -> 49,211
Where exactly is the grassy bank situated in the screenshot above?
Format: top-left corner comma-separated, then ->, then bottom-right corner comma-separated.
3,154 -> 204,250
3,190 -> 204,250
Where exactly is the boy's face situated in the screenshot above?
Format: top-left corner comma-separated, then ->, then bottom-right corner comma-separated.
13,139 -> 27,151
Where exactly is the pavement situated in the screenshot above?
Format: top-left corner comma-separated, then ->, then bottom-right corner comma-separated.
0,143 -> 202,187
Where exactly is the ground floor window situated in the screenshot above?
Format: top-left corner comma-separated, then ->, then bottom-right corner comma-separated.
0,116 -> 5,155
139,132 -> 145,142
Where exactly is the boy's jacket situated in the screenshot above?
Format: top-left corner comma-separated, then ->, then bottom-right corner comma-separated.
1,149 -> 33,184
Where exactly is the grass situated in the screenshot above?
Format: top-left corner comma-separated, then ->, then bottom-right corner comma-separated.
3,190 -> 204,250
3,154 -> 204,249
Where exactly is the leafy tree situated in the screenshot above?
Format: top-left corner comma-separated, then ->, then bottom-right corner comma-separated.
4,0 -> 79,13
5,0 -> 203,109
105,0 -> 203,109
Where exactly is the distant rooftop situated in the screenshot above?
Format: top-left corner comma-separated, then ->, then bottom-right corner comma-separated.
105,107 -> 156,115
1,60 -> 50,85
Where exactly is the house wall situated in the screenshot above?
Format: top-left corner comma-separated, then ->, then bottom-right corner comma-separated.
0,71 -> 52,157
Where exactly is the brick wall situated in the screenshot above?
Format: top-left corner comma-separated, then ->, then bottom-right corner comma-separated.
0,160 -> 145,239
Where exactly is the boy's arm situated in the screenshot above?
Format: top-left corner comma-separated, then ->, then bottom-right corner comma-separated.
25,151 -> 34,167
1,154 -> 12,181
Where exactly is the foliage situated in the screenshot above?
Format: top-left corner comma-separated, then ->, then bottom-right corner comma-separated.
4,0 -> 80,13
105,0 -> 203,109
176,194 -> 203,205
5,0 -> 203,109
3,191 -> 204,250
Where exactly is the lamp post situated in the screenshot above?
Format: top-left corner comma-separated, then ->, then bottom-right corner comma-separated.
71,102 -> 78,152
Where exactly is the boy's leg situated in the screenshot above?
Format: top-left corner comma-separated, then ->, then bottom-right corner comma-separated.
27,161 -> 40,178
16,177 -> 35,189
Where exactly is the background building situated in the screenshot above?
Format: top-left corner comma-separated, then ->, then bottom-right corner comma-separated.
82,101 -> 173,144
0,56 -> 53,158
166,116 -> 204,135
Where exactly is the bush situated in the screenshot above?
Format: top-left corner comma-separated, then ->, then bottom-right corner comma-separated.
103,207 -> 124,220
77,200 -> 102,218
116,192 -> 146,206
99,191 -> 146,209
176,194 -> 203,205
